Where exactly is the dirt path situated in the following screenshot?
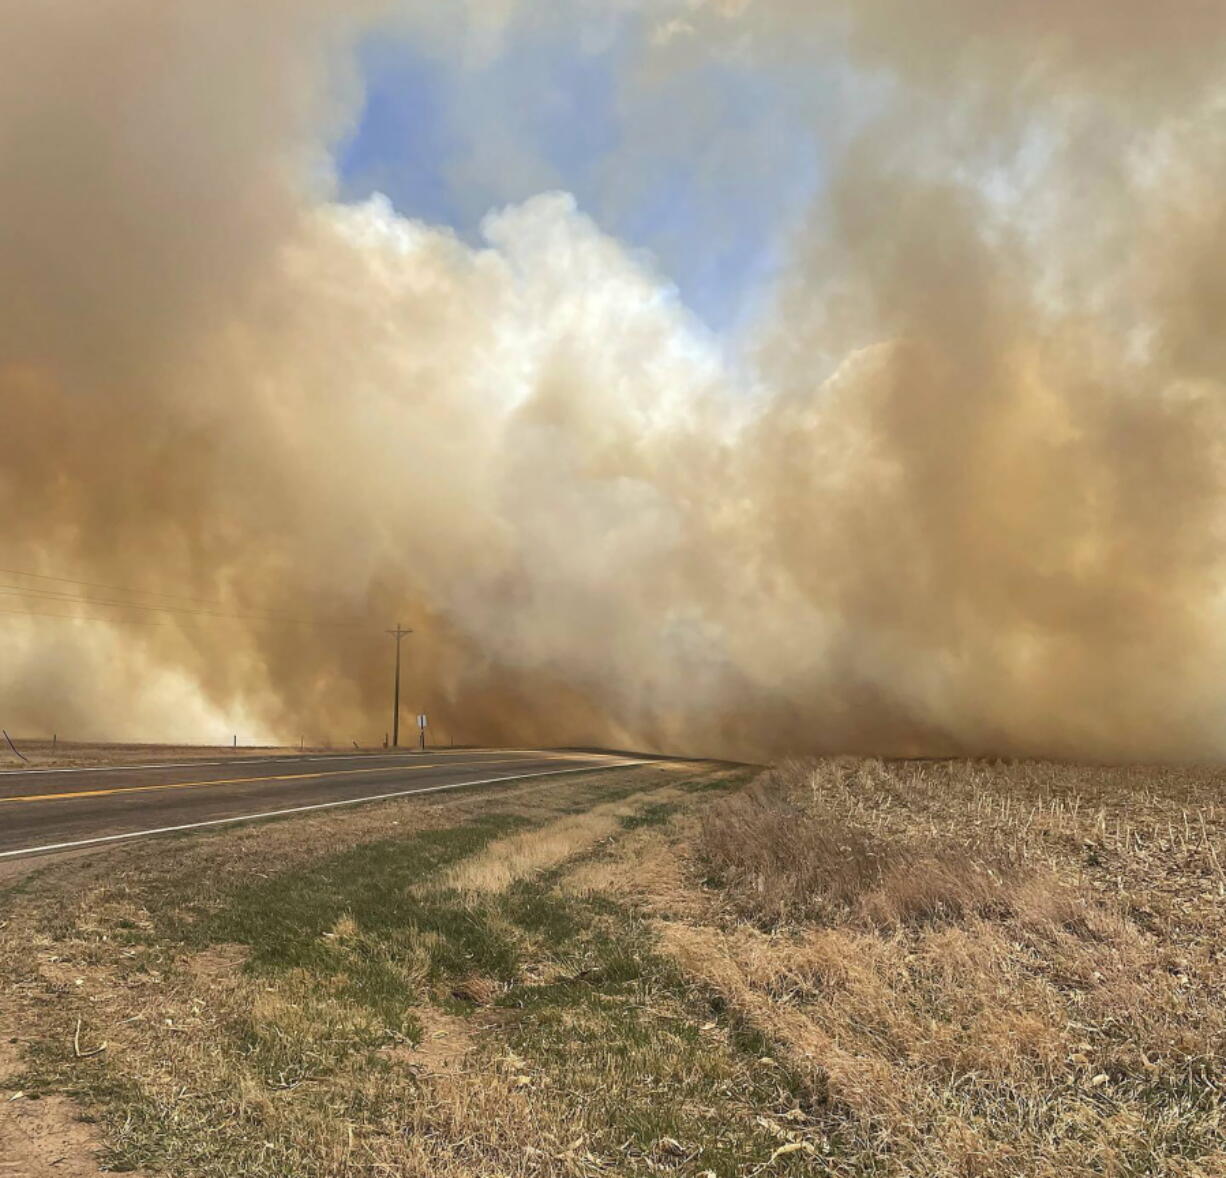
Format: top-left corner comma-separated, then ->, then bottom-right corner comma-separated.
0,1035 -> 145,1178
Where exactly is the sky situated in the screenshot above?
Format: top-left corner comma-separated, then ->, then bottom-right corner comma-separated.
335,11 -> 825,334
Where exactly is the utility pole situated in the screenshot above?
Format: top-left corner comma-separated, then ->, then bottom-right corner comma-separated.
387,625 -> 413,747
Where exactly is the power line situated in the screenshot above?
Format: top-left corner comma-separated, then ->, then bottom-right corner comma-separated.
0,606 -> 169,628
0,601 -> 386,636
0,566 -> 235,608
0,565 -> 370,627
0,584 -> 373,630
0,585 -> 365,627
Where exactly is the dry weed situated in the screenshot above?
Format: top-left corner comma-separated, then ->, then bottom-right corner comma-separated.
441,785 -> 684,893
698,770 -> 1022,929
666,759 -> 1226,1175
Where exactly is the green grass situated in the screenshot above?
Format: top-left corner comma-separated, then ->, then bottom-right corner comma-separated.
620,800 -> 681,829
485,884 -> 823,1175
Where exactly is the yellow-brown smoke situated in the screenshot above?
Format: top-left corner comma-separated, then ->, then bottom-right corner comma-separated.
3,1 -> 1226,761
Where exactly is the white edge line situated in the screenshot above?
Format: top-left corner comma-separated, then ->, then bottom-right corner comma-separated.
0,760 -> 650,860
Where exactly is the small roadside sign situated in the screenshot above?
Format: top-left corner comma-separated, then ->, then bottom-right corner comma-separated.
417,714 -> 428,729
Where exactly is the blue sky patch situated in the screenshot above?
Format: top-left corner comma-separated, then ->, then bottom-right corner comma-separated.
335,15 -> 825,333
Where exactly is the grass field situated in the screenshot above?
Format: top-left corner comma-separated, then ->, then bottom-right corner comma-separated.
1,757 -> 1222,1176
0,739 -> 314,770
0,738 -> 497,771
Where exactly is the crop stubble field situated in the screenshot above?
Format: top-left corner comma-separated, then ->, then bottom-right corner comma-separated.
0,755 -> 1223,1176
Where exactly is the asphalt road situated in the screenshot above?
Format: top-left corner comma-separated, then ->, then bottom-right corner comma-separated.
0,749 -> 646,860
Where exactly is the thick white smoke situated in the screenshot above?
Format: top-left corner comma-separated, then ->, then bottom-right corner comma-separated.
4,0 -> 1226,761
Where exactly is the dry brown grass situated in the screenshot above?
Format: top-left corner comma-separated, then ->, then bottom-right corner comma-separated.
698,777 -> 1021,929
671,758 -> 1226,1175
0,738 -> 314,769
441,784 -> 685,892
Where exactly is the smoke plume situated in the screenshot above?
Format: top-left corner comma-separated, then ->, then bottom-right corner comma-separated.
4,0 -> 1226,760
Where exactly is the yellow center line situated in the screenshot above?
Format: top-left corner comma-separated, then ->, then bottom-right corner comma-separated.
0,756 -> 537,806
